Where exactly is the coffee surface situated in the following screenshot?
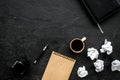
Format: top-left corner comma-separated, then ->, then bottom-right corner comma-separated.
71,40 -> 83,51
13,63 -> 25,75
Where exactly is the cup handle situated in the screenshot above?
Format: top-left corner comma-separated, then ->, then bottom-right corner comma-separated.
81,37 -> 87,42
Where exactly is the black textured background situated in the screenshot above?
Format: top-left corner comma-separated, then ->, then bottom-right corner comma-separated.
0,0 -> 120,80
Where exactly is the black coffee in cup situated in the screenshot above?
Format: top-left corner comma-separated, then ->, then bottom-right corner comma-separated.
71,40 -> 83,51
12,57 -> 30,77
70,37 -> 86,53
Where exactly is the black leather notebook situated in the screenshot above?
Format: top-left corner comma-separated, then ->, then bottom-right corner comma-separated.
81,0 -> 120,23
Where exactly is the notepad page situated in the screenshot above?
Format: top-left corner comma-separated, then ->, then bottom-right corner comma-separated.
42,51 -> 76,80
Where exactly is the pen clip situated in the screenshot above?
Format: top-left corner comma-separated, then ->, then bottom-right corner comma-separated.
43,44 -> 48,51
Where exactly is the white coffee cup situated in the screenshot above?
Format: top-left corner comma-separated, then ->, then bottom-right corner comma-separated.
70,37 -> 86,53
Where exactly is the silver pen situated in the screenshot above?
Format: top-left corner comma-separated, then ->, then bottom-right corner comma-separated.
97,23 -> 104,34
34,44 -> 48,64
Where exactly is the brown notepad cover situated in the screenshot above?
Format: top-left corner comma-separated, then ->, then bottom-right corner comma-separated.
42,51 -> 76,80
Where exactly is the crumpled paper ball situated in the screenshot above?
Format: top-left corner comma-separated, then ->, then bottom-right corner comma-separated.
94,59 -> 104,72
100,39 -> 113,55
77,66 -> 88,78
111,60 -> 120,72
87,47 -> 99,60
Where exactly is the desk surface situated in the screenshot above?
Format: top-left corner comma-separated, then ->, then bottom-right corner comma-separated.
1,0 -> 120,80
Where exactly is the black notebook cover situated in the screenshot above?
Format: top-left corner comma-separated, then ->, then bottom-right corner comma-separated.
81,0 -> 120,23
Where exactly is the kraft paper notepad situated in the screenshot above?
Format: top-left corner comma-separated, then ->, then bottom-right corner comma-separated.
42,51 -> 76,80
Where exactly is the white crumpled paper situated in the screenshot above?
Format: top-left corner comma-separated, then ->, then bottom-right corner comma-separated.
87,47 -> 99,60
94,59 -> 104,72
77,66 -> 88,78
111,60 -> 120,72
100,39 -> 113,55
